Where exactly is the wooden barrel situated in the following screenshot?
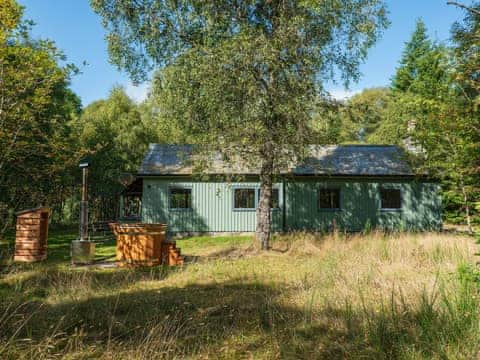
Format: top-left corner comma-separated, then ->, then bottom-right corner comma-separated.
14,207 -> 50,262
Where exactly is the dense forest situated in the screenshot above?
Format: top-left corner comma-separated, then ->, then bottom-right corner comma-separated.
0,0 -> 478,235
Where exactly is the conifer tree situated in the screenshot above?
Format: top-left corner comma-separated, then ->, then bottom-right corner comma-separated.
391,19 -> 431,92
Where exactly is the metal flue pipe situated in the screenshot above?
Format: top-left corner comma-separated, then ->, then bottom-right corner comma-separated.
79,162 -> 89,241
72,161 -> 95,265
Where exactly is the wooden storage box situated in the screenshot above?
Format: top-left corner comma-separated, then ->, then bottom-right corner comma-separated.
14,207 -> 50,262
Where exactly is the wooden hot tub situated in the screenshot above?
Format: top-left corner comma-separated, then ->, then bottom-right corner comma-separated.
109,223 -> 183,266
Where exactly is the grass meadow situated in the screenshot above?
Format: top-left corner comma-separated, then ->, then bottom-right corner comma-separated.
0,230 -> 479,359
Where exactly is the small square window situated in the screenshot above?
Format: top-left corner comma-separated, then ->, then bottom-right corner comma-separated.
123,195 -> 141,218
169,187 -> 192,209
234,188 -> 256,209
380,188 -> 401,209
257,188 -> 280,209
319,189 -> 340,210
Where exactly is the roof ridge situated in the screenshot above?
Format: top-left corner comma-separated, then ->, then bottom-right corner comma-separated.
338,144 -> 398,147
309,144 -> 399,147
149,143 -> 399,148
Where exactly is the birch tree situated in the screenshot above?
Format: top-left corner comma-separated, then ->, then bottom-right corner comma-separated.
92,0 -> 388,248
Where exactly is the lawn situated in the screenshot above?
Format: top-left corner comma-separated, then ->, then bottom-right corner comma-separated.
0,230 -> 479,359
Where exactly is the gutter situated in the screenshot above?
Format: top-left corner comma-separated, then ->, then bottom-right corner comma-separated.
137,173 -> 437,182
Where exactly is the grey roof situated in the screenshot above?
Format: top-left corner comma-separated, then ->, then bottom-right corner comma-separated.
295,145 -> 413,176
139,144 -> 413,176
140,145 -> 195,175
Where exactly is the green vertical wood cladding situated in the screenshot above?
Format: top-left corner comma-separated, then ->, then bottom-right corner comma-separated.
142,177 -> 441,232
285,179 -> 442,232
142,178 -> 283,232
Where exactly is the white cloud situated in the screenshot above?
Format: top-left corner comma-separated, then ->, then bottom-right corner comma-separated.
328,88 -> 360,101
125,82 -> 149,103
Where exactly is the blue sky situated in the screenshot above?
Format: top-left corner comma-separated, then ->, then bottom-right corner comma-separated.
19,0 -> 470,106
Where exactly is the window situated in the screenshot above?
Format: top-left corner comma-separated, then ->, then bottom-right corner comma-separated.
123,195 -> 141,218
318,189 -> 340,210
234,188 -> 256,209
169,187 -> 192,209
234,187 -> 281,210
380,188 -> 401,209
257,188 -> 280,209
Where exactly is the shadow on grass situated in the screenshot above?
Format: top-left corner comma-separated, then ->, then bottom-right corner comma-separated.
1,275 -> 477,359
0,281 -> 337,358
0,229 -> 116,270
1,231 -> 479,358
0,264 -> 182,303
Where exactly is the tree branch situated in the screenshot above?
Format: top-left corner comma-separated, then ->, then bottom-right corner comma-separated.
447,1 -> 480,15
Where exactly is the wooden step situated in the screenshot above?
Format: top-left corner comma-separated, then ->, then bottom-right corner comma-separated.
169,251 -> 180,260
161,243 -> 176,250
161,243 -> 183,266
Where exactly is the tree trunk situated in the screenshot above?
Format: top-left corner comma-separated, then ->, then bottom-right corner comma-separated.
256,153 -> 274,250
461,184 -> 473,234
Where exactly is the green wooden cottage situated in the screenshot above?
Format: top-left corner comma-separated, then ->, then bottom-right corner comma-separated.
134,144 -> 442,233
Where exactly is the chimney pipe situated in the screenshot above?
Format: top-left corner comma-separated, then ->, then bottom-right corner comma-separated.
79,162 -> 89,241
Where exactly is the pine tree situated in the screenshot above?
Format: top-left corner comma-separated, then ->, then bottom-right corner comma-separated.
391,19 -> 431,92
385,14 -> 479,232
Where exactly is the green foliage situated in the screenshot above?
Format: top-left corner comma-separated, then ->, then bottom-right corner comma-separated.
447,3 -> 480,227
372,26 -> 454,146
451,2 -> 480,108
0,0 -> 23,42
71,87 -> 155,221
405,24 -> 480,228
345,87 -> 392,143
142,78 -> 196,144
309,99 -> 347,144
69,84 -> 188,222
0,1 -> 82,232
310,88 -> 392,144
313,15 -> 480,227
91,0 -> 389,84
391,19 -> 432,92
92,0 -> 389,246
368,16 -> 480,227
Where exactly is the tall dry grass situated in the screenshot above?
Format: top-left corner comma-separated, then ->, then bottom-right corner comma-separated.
0,231 -> 478,359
